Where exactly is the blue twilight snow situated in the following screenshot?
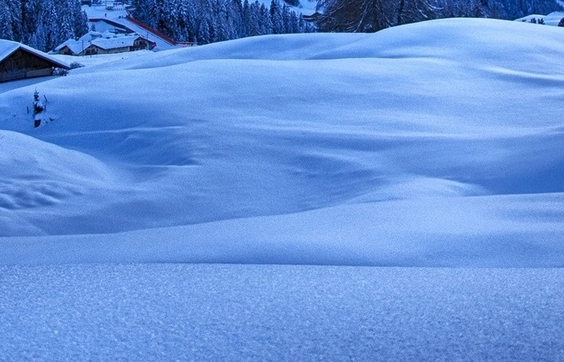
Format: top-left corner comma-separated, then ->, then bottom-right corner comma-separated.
1,18 -> 564,266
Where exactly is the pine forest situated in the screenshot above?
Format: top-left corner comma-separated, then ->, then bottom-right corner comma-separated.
0,0 -> 561,51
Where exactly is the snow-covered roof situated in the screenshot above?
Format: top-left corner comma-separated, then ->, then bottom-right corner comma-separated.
0,39 -> 70,69
55,40 -> 86,55
0,41 -> 20,60
90,35 -> 138,50
89,19 -> 130,34
103,16 -> 178,49
82,5 -> 177,50
55,33 -> 153,54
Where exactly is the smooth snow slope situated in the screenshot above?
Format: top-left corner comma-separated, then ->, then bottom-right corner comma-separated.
1,18 -> 564,266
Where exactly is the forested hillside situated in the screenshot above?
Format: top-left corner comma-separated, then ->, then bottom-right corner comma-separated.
0,0 -> 87,51
0,0 -> 561,51
130,0 -> 315,44
128,0 -> 564,42
315,0 -> 563,32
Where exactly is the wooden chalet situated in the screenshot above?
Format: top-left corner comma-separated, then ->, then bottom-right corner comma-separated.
0,40 -> 70,83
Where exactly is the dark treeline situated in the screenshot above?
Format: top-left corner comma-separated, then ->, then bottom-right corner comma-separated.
0,0 -> 88,51
0,0 -> 561,52
130,0 -> 315,44
315,0 -> 564,32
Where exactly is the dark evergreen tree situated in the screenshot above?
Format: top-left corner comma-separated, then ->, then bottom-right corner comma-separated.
131,0 -> 313,44
316,0 -> 394,32
259,3 -> 273,34
270,0 -> 285,33
0,0 -> 88,51
396,0 -> 439,25
315,0 -> 562,32
0,0 -> 15,40
198,17 -> 212,43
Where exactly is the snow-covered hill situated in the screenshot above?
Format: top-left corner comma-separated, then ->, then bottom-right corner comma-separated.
2,18 -> 564,361
1,18 -> 564,266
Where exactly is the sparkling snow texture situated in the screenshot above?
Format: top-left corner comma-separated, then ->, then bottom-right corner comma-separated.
1,265 -> 563,361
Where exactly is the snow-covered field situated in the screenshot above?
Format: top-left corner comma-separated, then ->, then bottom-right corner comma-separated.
1,18 -> 564,359
2,264 -> 563,361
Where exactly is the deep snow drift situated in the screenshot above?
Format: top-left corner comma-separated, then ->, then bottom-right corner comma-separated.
1,18 -> 564,266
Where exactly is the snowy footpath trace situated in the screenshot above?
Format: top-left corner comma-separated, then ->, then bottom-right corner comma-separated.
1,17 -> 564,359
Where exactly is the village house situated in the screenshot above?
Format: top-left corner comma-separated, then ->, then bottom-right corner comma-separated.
55,31 -> 156,56
53,4 -> 183,57
0,39 -> 70,83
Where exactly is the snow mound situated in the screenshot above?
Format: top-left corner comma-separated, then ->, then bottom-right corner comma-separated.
0,131 -> 112,207
0,131 -> 117,235
313,18 -> 564,63
1,18 -> 564,266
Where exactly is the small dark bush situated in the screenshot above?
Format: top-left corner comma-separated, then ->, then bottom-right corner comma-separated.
69,62 -> 85,69
53,68 -> 69,76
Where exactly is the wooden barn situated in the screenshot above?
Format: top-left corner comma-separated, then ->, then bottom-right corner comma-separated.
0,39 -> 70,83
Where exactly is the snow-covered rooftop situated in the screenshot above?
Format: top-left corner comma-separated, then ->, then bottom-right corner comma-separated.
81,4 -> 178,49
55,34 -> 148,54
55,31 -> 152,54
106,16 -> 177,48
0,40 -> 20,60
91,35 -> 138,49
0,39 -> 70,68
